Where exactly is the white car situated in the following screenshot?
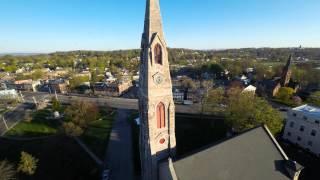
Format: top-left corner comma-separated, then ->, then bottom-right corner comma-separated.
102,169 -> 110,180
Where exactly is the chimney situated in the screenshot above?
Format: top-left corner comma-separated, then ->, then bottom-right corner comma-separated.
285,160 -> 304,180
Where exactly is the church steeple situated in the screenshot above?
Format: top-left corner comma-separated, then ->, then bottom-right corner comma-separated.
139,0 -> 176,180
281,55 -> 293,87
143,0 -> 165,44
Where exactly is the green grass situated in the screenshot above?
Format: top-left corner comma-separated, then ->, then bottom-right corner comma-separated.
80,111 -> 115,159
5,109 -> 60,137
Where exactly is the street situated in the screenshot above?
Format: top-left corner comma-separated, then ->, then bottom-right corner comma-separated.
21,92 -> 201,114
0,103 -> 33,136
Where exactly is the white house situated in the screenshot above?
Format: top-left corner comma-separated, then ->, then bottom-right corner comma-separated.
242,85 -> 257,94
283,105 -> 320,156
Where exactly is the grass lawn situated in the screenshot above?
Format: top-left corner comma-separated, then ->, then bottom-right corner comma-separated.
80,110 -> 115,159
0,136 -> 100,180
5,109 -> 61,137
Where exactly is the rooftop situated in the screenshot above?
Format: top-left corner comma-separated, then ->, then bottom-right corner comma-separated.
171,126 -> 296,180
293,104 -> 320,117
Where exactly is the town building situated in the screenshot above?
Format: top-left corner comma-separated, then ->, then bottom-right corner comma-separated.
13,79 -> 40,92
283,105 -> 320,156
93,80 -> 132,97
138,1 -> 303,180
48,79 -> 69,94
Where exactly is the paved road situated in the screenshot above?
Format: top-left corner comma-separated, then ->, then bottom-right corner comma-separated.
105,109 -> 134,180
22,92 -> 201,114
0,103 -> 32,136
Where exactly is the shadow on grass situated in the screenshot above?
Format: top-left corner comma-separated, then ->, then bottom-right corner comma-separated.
0,135 -> 100,180
80,110 -> 115,160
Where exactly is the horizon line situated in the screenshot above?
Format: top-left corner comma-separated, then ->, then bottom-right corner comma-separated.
1,46 -> 320,55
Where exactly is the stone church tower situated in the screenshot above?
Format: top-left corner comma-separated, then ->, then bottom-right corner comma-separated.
280,55 -> 293,87
138,0 -> 176,179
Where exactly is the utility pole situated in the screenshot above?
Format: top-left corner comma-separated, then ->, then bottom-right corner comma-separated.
32,96 -> 38,109
2,117 -> 9,130
19,91 -> 25,102
55,90 -> 58,100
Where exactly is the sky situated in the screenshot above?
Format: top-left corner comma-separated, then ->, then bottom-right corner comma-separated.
0,0 -> 320,53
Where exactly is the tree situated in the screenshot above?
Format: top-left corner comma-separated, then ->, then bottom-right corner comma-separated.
17,152 -> 38,176
65,101 -> 99,128
63,101 -> 100,137
69,76 -> 90,90
181,77 -> 196,99
63,122 -> 84,137
51,97 -> 61,112
209,63 -> 224,79
0,160 -> 16,180
276,87 -> 295,103
204,88 -> 225,113
199,80 -> 214,118
308,91 -> 320,106
31,69 -> 44,80
226,88 -> 283,135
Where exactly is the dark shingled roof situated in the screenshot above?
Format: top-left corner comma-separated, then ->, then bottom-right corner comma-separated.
172,126 -> 293,180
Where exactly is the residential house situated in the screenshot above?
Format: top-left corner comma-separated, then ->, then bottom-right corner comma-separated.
13,79 -> 40,92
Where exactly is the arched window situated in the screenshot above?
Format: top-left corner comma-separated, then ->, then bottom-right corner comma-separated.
154,44 -> 163,65
156,102 -> 165,129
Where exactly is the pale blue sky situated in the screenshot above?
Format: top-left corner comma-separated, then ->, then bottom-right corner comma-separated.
0,0 -> 319,53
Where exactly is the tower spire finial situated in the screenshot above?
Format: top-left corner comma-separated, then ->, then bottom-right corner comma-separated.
143,0 -> 165,43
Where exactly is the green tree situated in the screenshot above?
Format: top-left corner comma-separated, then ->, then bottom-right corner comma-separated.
69,76 -> 90,90
204,88 -> 225,113
226,88 -> 283,135
17,152 -> 38,176
308,91 -> 320,106
51,97 -> 61,112
31,69 -> 44,80
0,160 -> 16,180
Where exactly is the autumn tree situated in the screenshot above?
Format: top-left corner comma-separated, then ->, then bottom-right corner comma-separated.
17,152 -> 38,176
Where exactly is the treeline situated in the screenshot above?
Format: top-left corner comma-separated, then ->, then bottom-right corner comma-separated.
0,48 -> 319,74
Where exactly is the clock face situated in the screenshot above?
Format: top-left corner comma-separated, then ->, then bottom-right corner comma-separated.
153,73 -> 164,85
